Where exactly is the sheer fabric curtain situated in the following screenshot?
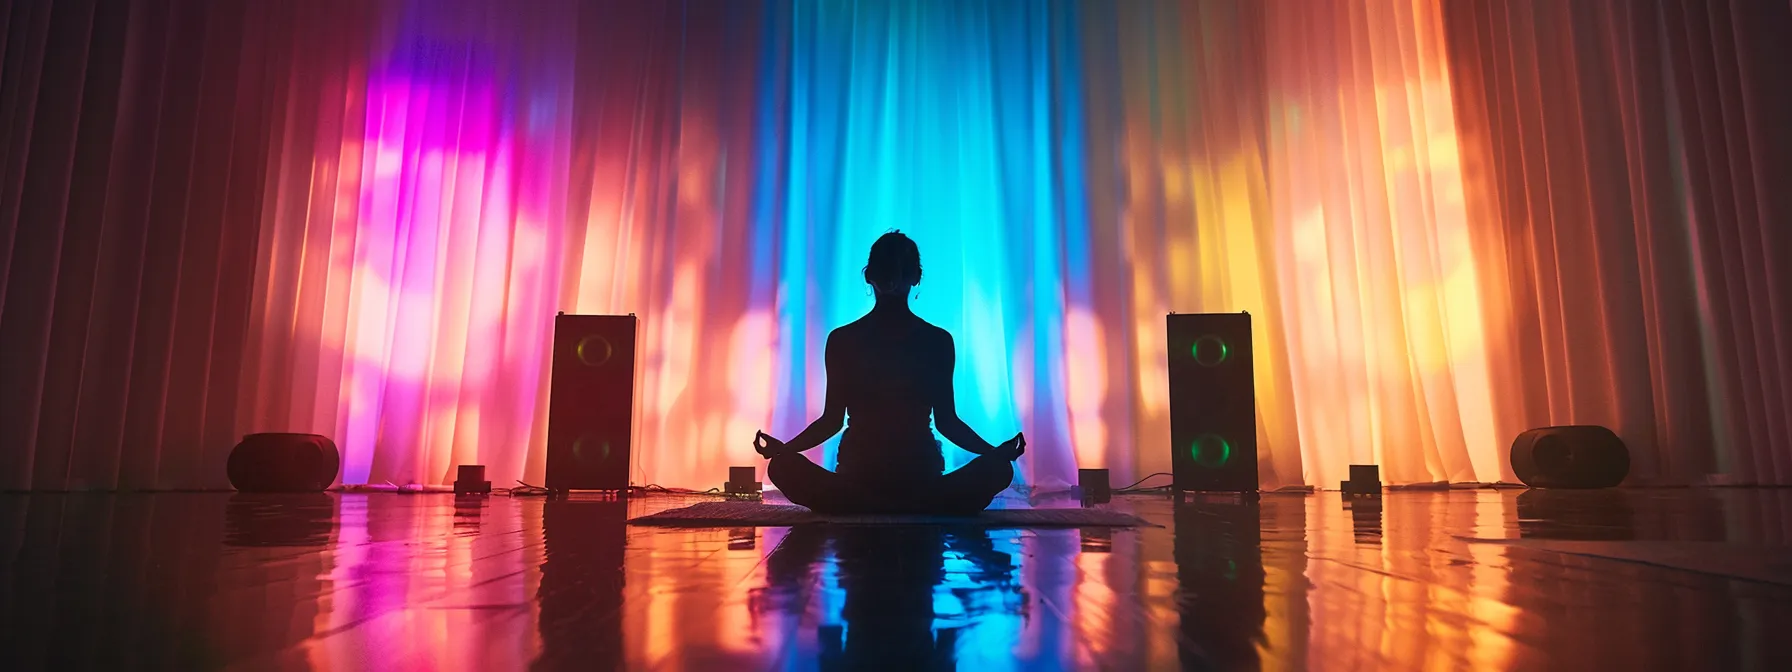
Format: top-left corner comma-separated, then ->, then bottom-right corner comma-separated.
0,0 -> 288,490
1081,0 -> 1501,487
5,0 -> 1787,490
241,0 -> 582,488
1442,0 -> 1792,485
557,0 -> 771,490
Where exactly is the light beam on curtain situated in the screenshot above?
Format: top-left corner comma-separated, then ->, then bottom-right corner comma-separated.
1076,0 -> 1299,488
557,0 -> 772,490
1079,0 -> 1500,488
242,0 -> 578,487
769,0 -> 1081,485
1261,0 -> 1500,486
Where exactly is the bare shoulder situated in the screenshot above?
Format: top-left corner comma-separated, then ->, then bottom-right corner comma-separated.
922,322 -> 954,353
825,321 -> 857,349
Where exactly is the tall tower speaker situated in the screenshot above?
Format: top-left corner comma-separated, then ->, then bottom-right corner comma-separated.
1166,312 -> 1258,492
546,314 -> 638,491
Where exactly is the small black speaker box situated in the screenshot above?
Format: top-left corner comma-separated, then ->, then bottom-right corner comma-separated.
1510,425 -> 1629,489
1079,468 -> 1111,502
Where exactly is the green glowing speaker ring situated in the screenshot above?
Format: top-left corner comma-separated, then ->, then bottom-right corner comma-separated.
1191,335 -> 1230,367
1190,433 -> 1232,468
576,335 -> 614,366
572,434 -> 613,464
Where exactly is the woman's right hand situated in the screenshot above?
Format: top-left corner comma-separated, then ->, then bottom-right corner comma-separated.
754,431 -> 789,459
990,432 -> 1026,461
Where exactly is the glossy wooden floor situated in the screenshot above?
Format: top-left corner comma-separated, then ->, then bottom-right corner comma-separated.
3,488 -> 1791,670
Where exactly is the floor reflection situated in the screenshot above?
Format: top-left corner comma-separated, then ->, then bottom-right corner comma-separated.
1345,495 -> 1383,545
536,496 -> 628,670
2,489 -> 1790,670
1173,497 -> 1268,671
1516,489 -> 1639,540
760,525 -> 1023,670
225,493 -> 337,547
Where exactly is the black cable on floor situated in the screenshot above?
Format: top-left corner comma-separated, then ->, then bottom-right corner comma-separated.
1113,472 -> 1174,492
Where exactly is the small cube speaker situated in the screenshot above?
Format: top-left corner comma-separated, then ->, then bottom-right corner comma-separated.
1166,313 -> 1258,492
1342,464 -> 1381,495
1079,468 -> 1111,503
455,465 -> 491,495
726,466 -> 761,495
546,314 -> 638,491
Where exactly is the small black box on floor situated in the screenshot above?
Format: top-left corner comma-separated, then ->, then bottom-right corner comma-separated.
1342,464 -> 1380,496
1079,468 -> 1111,503
455,464 -> 491,495
546,314 -> 638,492
1166,312 -> 1258,492
726,466 -> 762,496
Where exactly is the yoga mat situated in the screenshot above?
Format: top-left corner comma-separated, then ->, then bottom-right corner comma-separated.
629,501 -> 1152,528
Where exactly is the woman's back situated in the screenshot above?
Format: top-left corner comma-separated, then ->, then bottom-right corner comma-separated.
830,315 -> 950,480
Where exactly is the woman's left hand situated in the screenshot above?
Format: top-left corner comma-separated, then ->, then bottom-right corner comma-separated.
754,431 -> 789,459
990,432 -> 1026,461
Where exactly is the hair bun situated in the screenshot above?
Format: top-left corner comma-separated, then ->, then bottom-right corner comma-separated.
863,230 -> 923,288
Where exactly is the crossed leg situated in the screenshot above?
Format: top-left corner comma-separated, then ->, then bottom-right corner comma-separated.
767,452 -> 1014,515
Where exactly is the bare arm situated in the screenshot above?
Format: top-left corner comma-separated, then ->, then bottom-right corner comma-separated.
781,333 -> 846,453
932,335 -> 998,455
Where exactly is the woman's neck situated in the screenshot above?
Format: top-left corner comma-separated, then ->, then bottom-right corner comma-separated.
871,287 -> 913,316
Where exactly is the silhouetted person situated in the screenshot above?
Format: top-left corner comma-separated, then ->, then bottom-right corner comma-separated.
754,231 -> 1024,515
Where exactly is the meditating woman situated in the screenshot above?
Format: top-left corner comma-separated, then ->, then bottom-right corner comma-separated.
754,231 -> 1025,515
